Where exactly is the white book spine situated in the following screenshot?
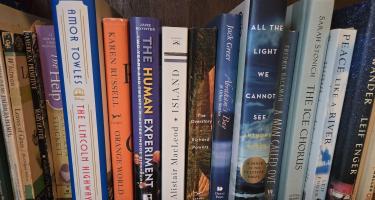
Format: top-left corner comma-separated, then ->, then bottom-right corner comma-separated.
0,38 -> 24,200
228,1 -> 251,200
304,29 -> 356,199
161,27 -> 188,200
278,0 -> 334,199
55,1 -> 105,198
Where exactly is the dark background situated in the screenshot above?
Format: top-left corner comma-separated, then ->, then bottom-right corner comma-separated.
4,0 -> 364,26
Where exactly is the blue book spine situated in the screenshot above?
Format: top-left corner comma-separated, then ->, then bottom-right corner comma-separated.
208,14 -> 241,200
130,17 -> 161,200
51,0 -> 108,199
231,0 -> 286,198
328,1 -> 375,199
264,31 -> 299,200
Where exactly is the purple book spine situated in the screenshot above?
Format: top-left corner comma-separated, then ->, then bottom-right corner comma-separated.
35,25 -> 72,199
130,17 -> 161,200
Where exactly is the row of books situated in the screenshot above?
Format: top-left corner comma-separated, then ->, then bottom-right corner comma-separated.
1,0 -> 375,199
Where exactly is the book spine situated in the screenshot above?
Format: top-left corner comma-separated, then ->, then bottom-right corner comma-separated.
0,120 -> 14,199
24,31 -> 54,199
0,31 -> 24,199
228,0 -> 286,198
328,2 -> 375,198
229,1 -> 251,199
278,0 -> 334,199
51,0 -> 109,199
185,28 -> 216,200
161,26 -> 188,200
208,14 -> 241,200
353,104 -> 375,200
304,29 -> 356,199
2,32 -> 46,199
36,25 -> 72,199
103,18 -> 134,200
129,17 -> 161,200
264,30 -> 299,200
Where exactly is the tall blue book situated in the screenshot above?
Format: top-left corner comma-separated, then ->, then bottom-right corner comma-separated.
51,0 -> 116,199
229,0 -> 286,198
208,14 -> 241,200
328,1 -> 375,199
130,17 -> 161,200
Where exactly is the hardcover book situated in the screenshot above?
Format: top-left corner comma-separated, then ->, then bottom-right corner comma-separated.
103,18 -> 134,200
304,29 -> 356,200
328,1 -> 375,199
24,31 -> 54,199
130,17 -> 161,200
35,25 -> 72,199
207,14 -> 241,200
2,32 -> 46,199
278,0 -> 334,199
229,1 -> 251,198
0,33 -> 24,199
185,28 -> 216,200
353,104 -> 375,200
264,30 -> 299,200
51,0 -> 117,198
0,120 -> 14,199
161,26 -> 188,200
228,0 -> 286,198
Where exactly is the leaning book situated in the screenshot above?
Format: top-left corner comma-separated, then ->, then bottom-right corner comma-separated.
36,25 -> 72,199
0,32 -> 24,199
278,0 -> 334,198
2,32 -> 47,199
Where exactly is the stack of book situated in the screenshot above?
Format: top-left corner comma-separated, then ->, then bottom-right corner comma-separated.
0,0 -> 375,199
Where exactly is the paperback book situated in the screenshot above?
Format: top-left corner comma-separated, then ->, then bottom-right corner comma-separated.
208,14 -> 241,200
35,25 -> 72,199
0,120 -> 13,199
161,26 -> 188,200
24,31 -> 54,199
2,32 -> 47,199
185,28 -> 216,200
0,31 -> 24,199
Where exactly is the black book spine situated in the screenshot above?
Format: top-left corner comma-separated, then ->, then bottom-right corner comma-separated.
264,31 -> 299,200
24,31 -> 53,199
185,28 -> 217,200
328,1 -> 375,198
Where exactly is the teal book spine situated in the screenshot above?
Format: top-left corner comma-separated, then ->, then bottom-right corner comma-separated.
278,0 -> 334,199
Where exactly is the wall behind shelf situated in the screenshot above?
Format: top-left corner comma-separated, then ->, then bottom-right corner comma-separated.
27,0 -> 363,25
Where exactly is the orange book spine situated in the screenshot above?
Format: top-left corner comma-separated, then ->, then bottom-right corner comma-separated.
103,18 -> 134,200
